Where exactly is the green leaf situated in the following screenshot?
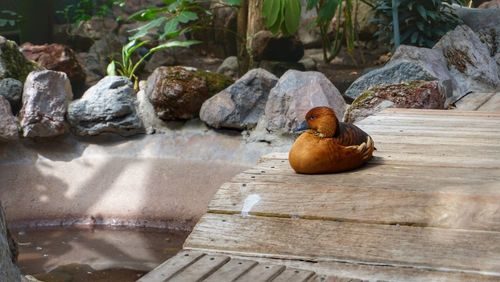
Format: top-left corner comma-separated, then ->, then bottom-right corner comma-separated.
318,0 -> 338,24
306,0 -> 319,10
107,61 -> 117,76
416,5 -> 427,20
177,11 -> 198,24
263,0 -> 283,29
223,0 -> 241,6
283,0 -> 301,36
124,40 -> 149,59
129,17 -> 166,40
161,18 -> 180,39
150,40 -> 201,52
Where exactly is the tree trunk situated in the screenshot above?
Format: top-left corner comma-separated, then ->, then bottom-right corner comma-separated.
246,0 -> 264,52
237,0 -> 250,75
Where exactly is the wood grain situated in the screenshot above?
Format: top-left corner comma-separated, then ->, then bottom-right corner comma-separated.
168,254 -> 229,282
204,258 -> 257,282
184,214 -> 500,274
137,251 -> 204,282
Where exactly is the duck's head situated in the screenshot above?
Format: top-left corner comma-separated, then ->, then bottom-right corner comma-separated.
294,106 -> 339,137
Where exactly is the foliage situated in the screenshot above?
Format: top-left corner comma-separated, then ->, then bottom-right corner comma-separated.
262,0 -> 301,36
57,0 -> 124,25
372,0 -> 464,48
127,0 -> 240,41
0,10 -> 21,28
107,39 -> 200,89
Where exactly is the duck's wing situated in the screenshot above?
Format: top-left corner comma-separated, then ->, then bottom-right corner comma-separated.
335,122 -> 370,146
326,136 -> 374,172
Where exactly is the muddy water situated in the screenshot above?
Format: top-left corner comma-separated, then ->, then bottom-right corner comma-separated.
12,226 -> 190,282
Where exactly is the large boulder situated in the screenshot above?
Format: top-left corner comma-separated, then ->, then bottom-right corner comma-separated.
0,36 -> 40,82
452,6 -> 500,32
0,78 -> 23,114
345,45 -> 460,105
19,70 -> 73,138
200,68 -> 278,130
146,66 -> 233,120
0,204 -> 22,282
344,80 -> 446,123
251,30 -> 304,62
72,17 -> 119,41
0,96 -> 19,141
434,25 -> 500,94
257,70 -> 346,135
67,76 -> 144,136
479,29 -> 500,68
20,43 -> 86,90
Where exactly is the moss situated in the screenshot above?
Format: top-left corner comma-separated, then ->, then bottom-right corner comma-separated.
351,89 -> 375,108
195,69 -> 233,96
0,38 -> 41,82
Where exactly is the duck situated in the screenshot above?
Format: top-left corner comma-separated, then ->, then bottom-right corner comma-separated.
289,106 -> 374,174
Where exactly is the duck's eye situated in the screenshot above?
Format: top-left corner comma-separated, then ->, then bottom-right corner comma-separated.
308,116 -> 316,120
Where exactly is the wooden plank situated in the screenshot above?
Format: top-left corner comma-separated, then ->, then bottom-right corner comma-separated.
137,251 -> 204,282
227,253 -> 500,282
184,214 -> 500,274
376,108 -> 500,117
272,268 -> 315,282
478,93 -> 500,112
209,182 -> 500,231
359,113 -> 500,123
364,134 -> 500,146
204,258 -> 257,282
236,263 -> 285,282
454,92 -> 495,111
168,254 -> 229,282
309,275 -> 366,282
234,165 -> 500,195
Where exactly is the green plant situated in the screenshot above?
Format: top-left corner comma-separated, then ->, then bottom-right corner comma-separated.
0,10 -> 21,28
127,0 -> 240,41
57,0 -> 124,25
107,39 -> 200,89
262,0 -> 356,63
372,0 -> 464,48
262,0 -> 301,36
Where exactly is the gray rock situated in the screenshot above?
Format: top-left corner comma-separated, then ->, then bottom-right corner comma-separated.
67,76 -> 144,136
0,96 -> 18,141
0,204 -> 22,282
434,25 -> 500,93
344,80 -> 446,123
200,68 -> 278,130
0,78 -> 23,114
452,6 -> 500,32
345,60 -> 439,100
256,60 -> 306,77
258,70 -> 346,135
20,70 -> 73,138
216,56 -> 239,79
478,28 -> 500,68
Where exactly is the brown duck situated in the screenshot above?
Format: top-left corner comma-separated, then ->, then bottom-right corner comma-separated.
289,107 -> 374,174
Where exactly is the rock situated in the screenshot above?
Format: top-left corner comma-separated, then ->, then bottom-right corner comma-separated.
0,36 -> 41,82
77,34 -> 123,86
72,17 -> 119,40
200,68 -> 278,130
434,25 -> 500,93
0,204 -> 22,282
478,0 -> 500,9
20,43 -> 86,90
20,70 -> 73,138
478,28 -> 500,68
251,30 -> 304,62
67,76 -> 144,136
452,6 -> 500,32
258,70 -> 346,135
146,66 -> 233,120
144,49 -> 177,73
216,56 -> 239,79
344,81 -> 446,123
209,1 -> 238,57
0,96 -> 18,141
299,57 -> 317,71
256,60 -> 306,77
0,78 -> 23,114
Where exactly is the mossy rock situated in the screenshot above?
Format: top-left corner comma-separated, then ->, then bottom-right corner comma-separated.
0,36 -> 42,82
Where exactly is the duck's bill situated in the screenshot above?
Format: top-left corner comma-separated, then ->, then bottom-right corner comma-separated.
293,120 -> 308,133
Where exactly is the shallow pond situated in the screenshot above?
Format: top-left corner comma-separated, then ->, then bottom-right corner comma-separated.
12,226 -> 190,282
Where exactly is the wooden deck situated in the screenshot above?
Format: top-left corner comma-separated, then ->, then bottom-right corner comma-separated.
140,109 -> 500,282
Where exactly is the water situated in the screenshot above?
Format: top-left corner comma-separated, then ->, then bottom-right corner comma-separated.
12,226 -> 190,282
